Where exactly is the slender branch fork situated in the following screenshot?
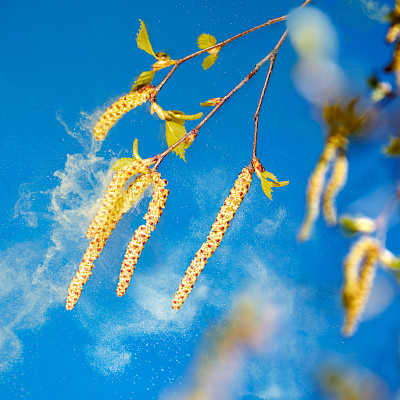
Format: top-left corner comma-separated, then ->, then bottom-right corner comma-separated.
155,0 -> 313,95
252,29 -> 288,160
154,16 -> 285,95
253,58 -> 276,159
151,0 -> 313,171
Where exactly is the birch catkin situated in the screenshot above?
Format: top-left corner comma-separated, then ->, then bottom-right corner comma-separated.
66,235 -> 107,310
342,236 -> 380,336
93,86 -> 154,141
298,140 -> 338,241
66,164 -> 153,310
116,172 -> 169,297
119,172 -> 153,215
172,167 -> 253,310
117,224 -> 152,297
323,152 -> 348,226
86,160 -> 149,239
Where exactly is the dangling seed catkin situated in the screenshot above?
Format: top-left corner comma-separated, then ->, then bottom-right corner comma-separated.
323,152 -> 348,226
116,172 -> 169,297
66,165 -> 152,310
298,140 -> 338,241
172,167 -> 252,310
93,86 -> 154,141
86,161 -> 149,239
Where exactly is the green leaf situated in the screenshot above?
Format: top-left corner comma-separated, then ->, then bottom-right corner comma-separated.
131,70 -> 155,92
383,136 -> 400,156
197,33 -> 217,49
111,158 -> 134,171
132,139 -> 141,160
165,120 -> 188,161
166,110 -> 203,121
259,171 -> 289,201
136,20 -> 157,58
261,171 -> 278,182
202,54 -> 218,70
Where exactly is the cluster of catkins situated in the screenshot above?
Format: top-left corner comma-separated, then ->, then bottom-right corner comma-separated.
298,134 -> 348,242
172,167 -> 253,310
65,160 -> 168,310
93,85 -> 154,141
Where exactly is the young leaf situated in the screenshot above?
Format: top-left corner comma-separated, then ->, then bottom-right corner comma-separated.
259,171 -> 289,201
111,158 -> 134,171
131,70 -> 155,92
165,120 -> 188,161
166,110 -> 203,121
200,98 -> 222,107
202,54 -> 218,70
136,20 -> 157,58
197,33 -> 217,49
152,59 -> 175,72
383,136 -> 400,156
151,102 -> 168,120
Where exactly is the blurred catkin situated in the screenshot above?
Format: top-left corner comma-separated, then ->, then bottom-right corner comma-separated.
93,86 -> 154,141
172,167 -> 252,310
298,139 -> 337,241
323,152 -> 348,226
342,236 -> 380,336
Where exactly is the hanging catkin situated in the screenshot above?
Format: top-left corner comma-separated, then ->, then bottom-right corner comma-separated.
93,86 -> 154,141
172,167 -> 252,310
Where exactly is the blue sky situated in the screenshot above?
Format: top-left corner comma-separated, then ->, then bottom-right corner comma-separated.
1,0 -> 400,399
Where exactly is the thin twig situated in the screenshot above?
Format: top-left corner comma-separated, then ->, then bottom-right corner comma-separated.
252,55 -> 276,159
252,30 -> 289,159
151,30 -> 289,171
155,0 -> 312,95
154,16 -> 285,95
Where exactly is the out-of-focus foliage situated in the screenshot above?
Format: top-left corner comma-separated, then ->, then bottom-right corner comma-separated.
383,135 -> 400,156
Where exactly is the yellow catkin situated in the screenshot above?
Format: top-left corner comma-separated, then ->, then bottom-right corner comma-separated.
116,224 -> 152,297
93,86 -> 154,141
65,168 -> 153,310
118,172 -> 153,215
116,173 -> 169,297
86,160 -> 149,239
172,167 -> 253,310
323,152 -> 348,226
342,236 -> 380,336
298,140 -> 337,241
66,234 -> 108,310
